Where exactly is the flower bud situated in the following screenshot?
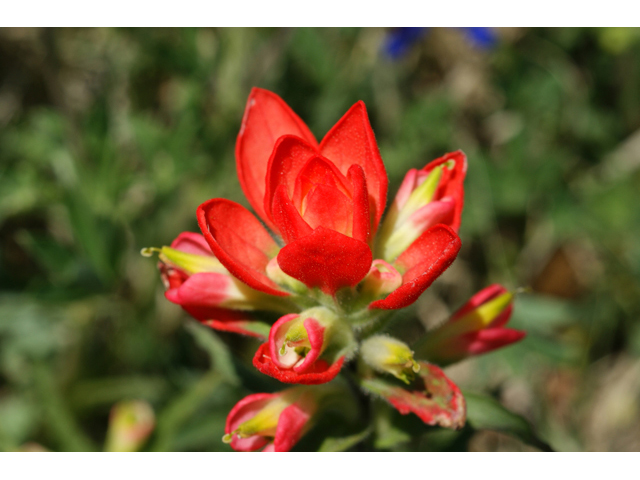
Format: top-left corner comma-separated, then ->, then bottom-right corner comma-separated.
253,307 -> 355,384
223,388 -> 316,452
359,260 -> 403,301
376,152 -> 466,263
360,336 -> 420,384
146,232 -> 289,315
266,256 -> 308,294
414,284 -> 525,364
104,400 -> 155,452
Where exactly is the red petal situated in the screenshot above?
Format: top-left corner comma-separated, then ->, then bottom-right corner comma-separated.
268,315 -> 326,373
301,183 -> 353,235
348,164 -> 371,244
451,284 -> 513,328
291,155 -> 351,208
179,304 -> 242,322
264,135 -> 318,221
236,88 -> 318,230
270,185 -> 313,244
369,225 -> 461,310
319,101 -> 388,234
197,199 -> 287,297
164,272 -> 234,308
421,150 -> 467,232
459,328 -> 526,356
269,313 -> 302,369
175,302 -> 268,339
361,363 -> 466,429
277,226 -> 373,295
273,403 -> 312,452
408,198 -> 456,233
295,317 -> 326,373
253,343 -> 344,385
170,232 -> 212,256
225,393 -> 276,452
203,320 -> 270,339
159,263 -> 188,290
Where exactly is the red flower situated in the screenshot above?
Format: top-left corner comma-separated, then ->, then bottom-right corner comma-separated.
414,284 -> 526,364
197,88 -> 461,309
253,307 -> 354,385
156,231 -> 280,338
223,389 -> 316,452
376,151 -> 466,263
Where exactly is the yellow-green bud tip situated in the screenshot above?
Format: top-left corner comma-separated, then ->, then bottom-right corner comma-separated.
411,360 -> 420,373
222,433 -> 233,444
140,247 -> 161,257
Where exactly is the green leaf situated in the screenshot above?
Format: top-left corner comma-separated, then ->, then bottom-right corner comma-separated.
372,401 -> 412,450
464,391 -> 553,451
318,427 -> 372,452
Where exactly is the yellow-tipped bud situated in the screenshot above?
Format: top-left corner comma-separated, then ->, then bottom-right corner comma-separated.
376,161 -> 457,262
436,291 -> 513,339
104,400 -> 155,452
158,246 -> 227,275
359,260 -> 403,300
361,336 -> 420,384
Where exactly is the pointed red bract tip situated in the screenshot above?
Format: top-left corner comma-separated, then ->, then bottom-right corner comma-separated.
420,150 -> 467,232
319,100 -> 388,235
197,198 -> 289,297
236,88 -> 318,231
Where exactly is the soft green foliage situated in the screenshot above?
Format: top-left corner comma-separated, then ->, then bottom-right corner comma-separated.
1,27 -> 640,451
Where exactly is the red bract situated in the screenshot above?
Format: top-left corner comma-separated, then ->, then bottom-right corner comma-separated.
448,284 -> 525,356
361,362 -> 466,429
409,151 -> 467,232
254,344 -> 344,385
253,308 -> 353,385
369,224 -> 461,310
157,232 -> 272,339
198,88 -> 388,296
197,88 -> 461,308
415,284 -> 525,364
224,390 -> 315,452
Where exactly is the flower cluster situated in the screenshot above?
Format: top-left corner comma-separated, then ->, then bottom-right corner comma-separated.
145,89 -> 525,451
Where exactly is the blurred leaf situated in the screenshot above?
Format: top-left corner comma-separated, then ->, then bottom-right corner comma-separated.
373,400 -> 412,450
33,364 -> 96,452
464,391 -> 553,451
150,371 -> 225,452
511,295 -> 576,333
0,396 -> 38,450
68,376 -> 170,410
184,321 -> 239,385
318,427 -> 372,452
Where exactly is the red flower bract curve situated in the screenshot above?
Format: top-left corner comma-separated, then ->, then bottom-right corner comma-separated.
199,88 -> 388,296
157,231 -> 271,338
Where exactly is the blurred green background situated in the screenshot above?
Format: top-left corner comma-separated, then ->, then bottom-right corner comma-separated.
1,27 -> 640,452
